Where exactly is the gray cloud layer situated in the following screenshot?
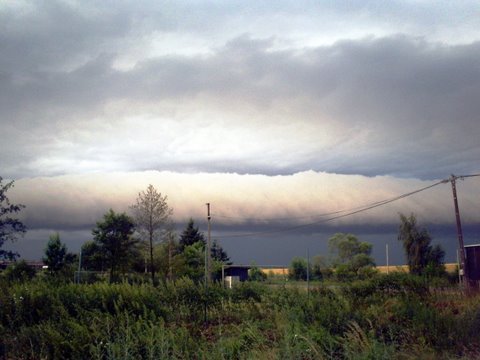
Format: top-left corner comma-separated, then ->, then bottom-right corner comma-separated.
9,171 -> 480,231
1,1 -> 480,180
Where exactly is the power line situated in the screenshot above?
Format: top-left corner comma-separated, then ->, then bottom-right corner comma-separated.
213,174 -> 480,238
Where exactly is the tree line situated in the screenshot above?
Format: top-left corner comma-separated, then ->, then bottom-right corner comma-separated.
287,216 -> 446,282
0,177 -> 447,284
0,178 -> 230,284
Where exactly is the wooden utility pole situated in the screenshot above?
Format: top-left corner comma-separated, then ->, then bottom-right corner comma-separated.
204,203 -> 211,324
450,175 -> 470,289
206,203 -> 212,282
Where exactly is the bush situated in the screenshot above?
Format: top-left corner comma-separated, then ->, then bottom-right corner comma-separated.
249,266 -> 267,282
289,257 -> 308,281
3,260 -> 36,283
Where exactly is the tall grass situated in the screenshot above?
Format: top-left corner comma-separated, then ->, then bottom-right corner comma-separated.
1,274 -> 479,359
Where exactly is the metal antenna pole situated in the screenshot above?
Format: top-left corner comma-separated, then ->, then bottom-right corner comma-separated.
450,175 -> 469,289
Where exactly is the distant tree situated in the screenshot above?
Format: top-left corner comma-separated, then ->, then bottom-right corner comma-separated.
179,219 -> 205,251
92,209 -> 138,283
311,255 -> 332,280
211,239 -> 230,263
398,213 -> 445,276
43,233 -> 76,276
81,240 -> 106,272
249,263 -> 267,282
289,257 -> 309,281
131,184 -> 173,283
0,177 -> 26,260
4,260 -> 36,282
209,239 -> 232,281
328,233 -> 375,279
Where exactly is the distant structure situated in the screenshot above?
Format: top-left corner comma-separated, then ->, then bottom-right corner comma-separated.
222,265 -> 250,284
0,260 -> 46,270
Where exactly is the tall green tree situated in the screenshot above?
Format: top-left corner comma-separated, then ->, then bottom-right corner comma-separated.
131,184 -> 173,283
80,240 -> 106,272
92,209 -> 138,282
43,233 -> 76,276
179,219 -> 205,251
0,177 -> 26,260
398,213 -> 445,276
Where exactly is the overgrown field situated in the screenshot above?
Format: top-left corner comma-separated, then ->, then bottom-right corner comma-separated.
1,274 -> 480,359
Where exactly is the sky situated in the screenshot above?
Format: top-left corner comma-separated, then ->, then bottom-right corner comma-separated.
1,0 -> 480,265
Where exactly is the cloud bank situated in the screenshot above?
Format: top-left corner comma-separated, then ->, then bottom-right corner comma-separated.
9,171 -> 480,233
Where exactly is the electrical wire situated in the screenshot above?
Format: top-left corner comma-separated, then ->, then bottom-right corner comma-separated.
214,178 -> 455,238
213,173 -> 480,225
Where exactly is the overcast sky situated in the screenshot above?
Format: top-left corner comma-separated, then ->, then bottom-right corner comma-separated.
1,1 -> 480,263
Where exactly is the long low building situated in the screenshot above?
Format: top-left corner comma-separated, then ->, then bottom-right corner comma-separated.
260,263 -> 459,276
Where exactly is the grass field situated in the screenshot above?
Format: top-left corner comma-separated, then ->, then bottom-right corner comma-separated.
1,272 -> 479,359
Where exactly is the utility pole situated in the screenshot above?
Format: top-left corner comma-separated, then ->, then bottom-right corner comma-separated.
204,202 -> 211,324
450,174 -> 470,289
206,203 -> 212,282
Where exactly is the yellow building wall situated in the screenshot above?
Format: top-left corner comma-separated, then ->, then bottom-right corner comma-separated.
261,263 -> 458,275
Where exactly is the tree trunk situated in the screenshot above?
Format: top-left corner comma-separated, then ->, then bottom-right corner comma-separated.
150,235 -> 155,284
168,237 -> 173,281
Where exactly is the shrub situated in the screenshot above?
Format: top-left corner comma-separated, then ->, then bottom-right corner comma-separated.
289,257 -> 308,281
4,260 -> 36,283
249,266 -> 267,282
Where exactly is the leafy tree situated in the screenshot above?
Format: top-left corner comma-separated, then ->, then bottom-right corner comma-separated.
398,213 -> 445,276
328,233 -> 375,278
311,255 -> 332,280
92,209 -> 139,283
289,257 -> 309,281
177,242 -> 205,282
150,240 -> 185,281
43,232 -> 76,276
131,184 -> 173,283
179,218 -> 205,251
80,240 -> 106,272
0,177 -> 26,260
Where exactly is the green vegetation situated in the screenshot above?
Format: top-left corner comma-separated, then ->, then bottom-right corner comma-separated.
289,257 -> 309,281
92,209 -> 139,283
248,263 -> 267,282
0,177 -> 26,260
43,233 -> 77,278
287,233 -> 377,283
398,213 -> 446,276
0,274 -> 478,359
0,180 -> 472,358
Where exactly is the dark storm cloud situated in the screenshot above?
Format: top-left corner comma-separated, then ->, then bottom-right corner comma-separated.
1,2 -> 480,180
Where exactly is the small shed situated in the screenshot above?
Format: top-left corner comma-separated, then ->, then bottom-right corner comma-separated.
223,265 -> 250,282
